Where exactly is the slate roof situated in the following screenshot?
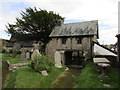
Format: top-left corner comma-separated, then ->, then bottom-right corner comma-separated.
6,41 -> 35,47
49,20 -> 99,38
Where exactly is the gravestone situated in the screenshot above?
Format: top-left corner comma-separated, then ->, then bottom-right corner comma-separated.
5,49 -> 10,56
33,42 -> 40,51
13,49 -> 17,58
26,51 -> 30,59
33,41 -> 43,51
20,48 -> 26,61
31,50 -> 41,60
13,43 -> 21,58
54,51 -> 62,68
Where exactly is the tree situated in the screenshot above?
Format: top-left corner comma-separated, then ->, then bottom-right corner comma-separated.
6,7 -> 64,43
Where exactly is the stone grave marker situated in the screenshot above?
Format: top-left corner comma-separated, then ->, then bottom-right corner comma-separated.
33,41 -> 43,51
13,49 -> 17,58
20,48 -> 26,61
31,50 -> 41,60
26,51 -> 30,59
54,51 -> 62,68
13,43 -> 21,58
5,49 -> 10,56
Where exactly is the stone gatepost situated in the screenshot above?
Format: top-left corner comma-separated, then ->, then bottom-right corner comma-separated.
54,51 -> 62,68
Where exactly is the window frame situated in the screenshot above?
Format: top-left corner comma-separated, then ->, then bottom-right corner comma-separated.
76,37 -> 82,44
62,38 -> 67,44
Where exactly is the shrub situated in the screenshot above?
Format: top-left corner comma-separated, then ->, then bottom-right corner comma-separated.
2,46 -> 6,53
29,55 -> 54,72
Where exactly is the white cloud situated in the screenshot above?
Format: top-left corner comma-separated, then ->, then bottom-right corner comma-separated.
0,0 -> 119,44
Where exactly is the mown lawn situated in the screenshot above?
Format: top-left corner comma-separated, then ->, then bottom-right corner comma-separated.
74,61 -> 118,88
2,54 -> 31,64
4,65 -> 65,88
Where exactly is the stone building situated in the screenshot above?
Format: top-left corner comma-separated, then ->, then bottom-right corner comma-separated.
6,35 -> 42,53
46,20 -> 99,65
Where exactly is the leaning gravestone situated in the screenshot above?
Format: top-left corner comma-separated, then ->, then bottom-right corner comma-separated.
26,51 -> 30,59
20,48 -> 26,61
54,51 -> 62,68
31,50 -> 41,60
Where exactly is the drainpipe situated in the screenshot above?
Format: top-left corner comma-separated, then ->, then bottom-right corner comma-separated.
117,2 -> 120,67
116,34 -> 120,67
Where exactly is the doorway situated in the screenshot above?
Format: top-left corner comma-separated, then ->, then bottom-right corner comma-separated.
65,51 -> 84,66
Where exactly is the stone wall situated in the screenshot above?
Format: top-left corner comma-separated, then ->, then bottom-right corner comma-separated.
9,62 -> 30,71
46,36 -> 95,59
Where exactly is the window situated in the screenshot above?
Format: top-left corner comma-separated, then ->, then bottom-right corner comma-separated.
62,38 -> 67,44
77,38 -> 82,44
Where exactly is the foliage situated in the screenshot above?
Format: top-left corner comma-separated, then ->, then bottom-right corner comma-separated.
5,66 -> 65,88
29,55 -> 54,72
6,7 -> 64,44
74,61 -> 118,88
2,46 -> 6,53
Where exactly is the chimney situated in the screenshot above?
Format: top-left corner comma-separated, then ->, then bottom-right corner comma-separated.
57,19 -> 64,26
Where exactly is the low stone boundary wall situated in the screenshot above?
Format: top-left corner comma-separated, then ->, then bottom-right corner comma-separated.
9,62 -> 30,71
2,60 -> 30,71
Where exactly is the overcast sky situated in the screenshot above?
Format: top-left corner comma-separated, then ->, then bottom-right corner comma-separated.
0,0 -> 119,44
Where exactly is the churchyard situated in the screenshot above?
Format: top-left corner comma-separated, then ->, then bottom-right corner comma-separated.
2,20 -> 119,88
2,50 -> 119,88
1,8 -> 119,88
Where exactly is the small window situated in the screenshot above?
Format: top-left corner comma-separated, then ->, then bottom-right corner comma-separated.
62,38 -> 67,44
77,38 -> 82,44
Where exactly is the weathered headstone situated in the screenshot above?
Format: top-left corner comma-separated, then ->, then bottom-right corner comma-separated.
26,51 -> 30,59
20,48 -> 26,61
31,50 -> 41,60
5,49 -> 10,56
33,41 -> 43,51
13,49 -> 17,58
33,43 -> 40,51
13,43 -> 21,58
54,51 -> 62,68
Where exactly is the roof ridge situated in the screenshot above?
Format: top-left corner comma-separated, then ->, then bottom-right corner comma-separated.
63,20 -> 98,25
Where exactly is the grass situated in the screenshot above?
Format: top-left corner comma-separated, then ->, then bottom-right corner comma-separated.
5,65 -> 65,88
2,54 -> 31,64
74,60 -> 118,88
